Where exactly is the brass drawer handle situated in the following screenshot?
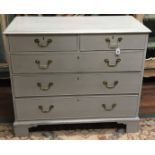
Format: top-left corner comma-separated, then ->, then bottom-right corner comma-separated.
102,80 -> 118,89
35,60 -> 52,69
102,104 -> 116,111
37,82 -> 53,91
38,105 -> 54,113
105,37 -> 123,49
34,38 -> 52,48
104,58 -> 121,67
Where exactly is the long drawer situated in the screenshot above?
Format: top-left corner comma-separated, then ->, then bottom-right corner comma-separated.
13,73 -> 141,97
15,95 -> 138,121
11,51 -> 144,73
80,34 -> 146,51
8,35 -> 78,52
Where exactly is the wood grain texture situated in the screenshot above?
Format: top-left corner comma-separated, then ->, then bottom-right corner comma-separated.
0,80 -> 14,119
144,69 -> 155,77
140,81 -> 155,115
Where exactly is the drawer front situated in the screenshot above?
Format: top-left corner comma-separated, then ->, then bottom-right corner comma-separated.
15,95 -> 138,121
80,34 -> 146,51
13,73 -> 141,97
9,35 -> 77,52
11,51 -> 144,73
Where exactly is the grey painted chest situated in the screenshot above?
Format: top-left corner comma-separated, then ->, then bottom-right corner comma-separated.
4,16 -> 150,136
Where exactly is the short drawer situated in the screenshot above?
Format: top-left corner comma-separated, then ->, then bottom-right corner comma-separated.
80,34 -> 147,51
15,95 -> 138,121
13,73 -> 141,97
11,51 -> 144,73
9,35 -> 77,52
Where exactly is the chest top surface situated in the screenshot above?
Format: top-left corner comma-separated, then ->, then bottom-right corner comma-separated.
4,16 -> 150,35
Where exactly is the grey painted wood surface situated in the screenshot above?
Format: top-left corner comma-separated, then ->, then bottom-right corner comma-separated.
15,95 -> 138,121
14,117 -> 140,126
80,34 -> 147,50
4,16 -> 150,135
13,118 -> 140,136
8,34 -> 147,52
11,51 -> 144,73
4,16 -> 151,34
9,35 -> 78,52
12,73 -> 141,97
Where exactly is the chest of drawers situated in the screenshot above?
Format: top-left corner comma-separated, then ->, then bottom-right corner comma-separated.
4,16 -> 150,136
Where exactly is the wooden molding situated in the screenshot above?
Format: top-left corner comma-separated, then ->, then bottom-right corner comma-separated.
145,58 -> 155,69
0,15 -> 9,63
144,69 -> 155,78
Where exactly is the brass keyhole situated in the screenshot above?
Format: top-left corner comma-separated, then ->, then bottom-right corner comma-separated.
77,77 -> 80,80
76,98 -> 80,102
77,56 -> 80,60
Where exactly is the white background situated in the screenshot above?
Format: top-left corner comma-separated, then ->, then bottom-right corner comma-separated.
0,0 -> 155,13
0,0 -> 155,154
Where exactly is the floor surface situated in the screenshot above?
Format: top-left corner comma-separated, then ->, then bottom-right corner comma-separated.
0,118 -> 155,140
